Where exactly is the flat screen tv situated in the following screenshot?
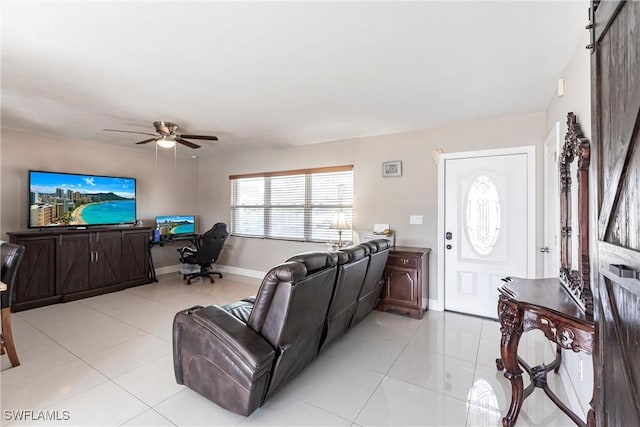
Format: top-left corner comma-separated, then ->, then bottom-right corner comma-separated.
28,170 -> 136,228
156,215 -> 196,237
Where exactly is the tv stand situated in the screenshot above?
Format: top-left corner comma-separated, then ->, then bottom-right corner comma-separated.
8,227 -> 153,311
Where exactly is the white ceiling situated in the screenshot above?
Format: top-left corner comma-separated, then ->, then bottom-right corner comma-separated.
2,1 -> 588,158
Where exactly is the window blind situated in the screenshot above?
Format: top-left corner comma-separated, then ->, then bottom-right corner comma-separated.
230,166 -> 354,243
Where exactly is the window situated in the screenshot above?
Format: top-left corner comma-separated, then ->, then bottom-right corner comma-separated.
230,166 -> 353,243
465,175 -> 501,256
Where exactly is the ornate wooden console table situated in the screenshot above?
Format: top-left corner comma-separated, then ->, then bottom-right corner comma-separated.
496,277 -> 595,427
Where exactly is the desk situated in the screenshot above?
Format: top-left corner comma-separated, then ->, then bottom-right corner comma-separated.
148,235 -> 196,282
496,277 -> 595,427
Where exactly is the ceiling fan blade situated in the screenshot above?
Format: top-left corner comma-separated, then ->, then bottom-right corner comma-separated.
175,137 -> 201,149
103,129 -> 157,136
179,134 -> 219,141
135,138 -> 157,145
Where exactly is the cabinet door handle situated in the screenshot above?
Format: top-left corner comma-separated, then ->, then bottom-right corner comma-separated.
90,251 -> 94,263
401,258 -> 409,264
95,251 -> 99,263
609,264 -> 639,279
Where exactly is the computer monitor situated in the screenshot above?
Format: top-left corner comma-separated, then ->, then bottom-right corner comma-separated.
155,215 -> 196,237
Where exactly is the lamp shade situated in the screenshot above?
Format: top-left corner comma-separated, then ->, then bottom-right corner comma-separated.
156,136 -> 176,149
330,211 -> 350,230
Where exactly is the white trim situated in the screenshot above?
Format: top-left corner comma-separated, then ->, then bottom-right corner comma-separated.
558,360 -> 588,421
424,298 -> 442,311
436,145 -> 537,312
217,265 -> 267,279
154,264 -> 266,280
543,122 -> 561,278
543,340 -> 587,422
155,264 -> 181,276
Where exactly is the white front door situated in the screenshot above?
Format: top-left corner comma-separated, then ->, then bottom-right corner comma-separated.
543,123 -> 560,278
443,150 -> 533,318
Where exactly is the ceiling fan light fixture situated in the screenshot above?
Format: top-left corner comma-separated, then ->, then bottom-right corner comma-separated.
156,136 -> 176,149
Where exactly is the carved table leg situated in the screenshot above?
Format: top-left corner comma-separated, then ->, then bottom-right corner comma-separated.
497,296 -> 524,427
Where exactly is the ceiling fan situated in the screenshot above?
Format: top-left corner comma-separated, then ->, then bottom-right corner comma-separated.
103,121 -> 218,149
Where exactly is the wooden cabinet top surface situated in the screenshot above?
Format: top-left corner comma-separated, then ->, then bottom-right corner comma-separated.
389,246 -> 431,256
8,226 -> 152,238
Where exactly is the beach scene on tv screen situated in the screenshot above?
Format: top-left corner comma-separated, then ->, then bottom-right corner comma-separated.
29,172 -> 136,227
157,216 -> 195,235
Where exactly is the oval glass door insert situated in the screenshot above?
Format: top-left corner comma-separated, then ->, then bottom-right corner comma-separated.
465,175 -> 501,255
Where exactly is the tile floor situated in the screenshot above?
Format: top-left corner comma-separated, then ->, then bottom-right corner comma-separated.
1,273 -> 579,426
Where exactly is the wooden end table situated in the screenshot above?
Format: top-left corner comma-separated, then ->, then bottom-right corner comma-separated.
496,277 -> 595,427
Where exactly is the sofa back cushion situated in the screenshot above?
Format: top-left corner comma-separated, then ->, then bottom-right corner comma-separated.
320,246 -> 369,350
351,239 -> 390,325
358,240 -> 389,296
248,252 -> 338,397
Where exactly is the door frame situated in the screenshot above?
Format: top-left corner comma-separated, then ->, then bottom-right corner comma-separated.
436,146 -> 536,312
543,122 -> 561,277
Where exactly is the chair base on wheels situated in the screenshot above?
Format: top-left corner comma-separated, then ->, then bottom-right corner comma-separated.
183,266 -> 223,285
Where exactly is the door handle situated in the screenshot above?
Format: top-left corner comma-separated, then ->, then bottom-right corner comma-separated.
446,244 -> 452,250
540,247 -> 550,253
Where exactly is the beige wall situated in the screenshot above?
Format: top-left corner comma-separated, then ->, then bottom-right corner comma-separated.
198,111 -> 546,304
545,29 -> 593,417
1,111 -> 547,299
197,139 -> 358,272
0,129 -> 200,267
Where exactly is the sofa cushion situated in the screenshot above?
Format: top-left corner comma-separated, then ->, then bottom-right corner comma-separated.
248,262 -> 307,334
223,300 -> 254,324
285,251 -> 338,273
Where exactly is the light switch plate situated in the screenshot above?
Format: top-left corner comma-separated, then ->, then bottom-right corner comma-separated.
409,215 -> 423,225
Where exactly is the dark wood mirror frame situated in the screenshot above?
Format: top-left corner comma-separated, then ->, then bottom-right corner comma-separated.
559,112 -> 593,315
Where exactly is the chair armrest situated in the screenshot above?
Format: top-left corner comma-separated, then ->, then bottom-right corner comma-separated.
177,246 -> 196,255
173,305 -> 275,381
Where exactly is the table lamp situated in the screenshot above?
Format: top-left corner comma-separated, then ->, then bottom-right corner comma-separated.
330,211 -> 350,248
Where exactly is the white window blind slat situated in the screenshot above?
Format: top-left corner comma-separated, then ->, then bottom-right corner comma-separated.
230,167 -> 353,243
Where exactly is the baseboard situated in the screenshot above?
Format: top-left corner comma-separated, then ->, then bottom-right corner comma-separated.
155,264 -> 266,279
155,264 -> 181,276
425,297 -> 443,311
216,265 -> 266,279
558,358 -> 588,421
543,340 -> 587,421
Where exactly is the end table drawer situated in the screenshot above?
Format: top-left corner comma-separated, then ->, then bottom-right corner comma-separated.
387,255 -> 419,268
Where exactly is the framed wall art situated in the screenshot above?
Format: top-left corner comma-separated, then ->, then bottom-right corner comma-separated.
382,160 -> 402,177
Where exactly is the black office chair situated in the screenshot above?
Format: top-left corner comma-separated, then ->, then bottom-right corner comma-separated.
1,242 -> 26,367
177,223 -> 229,285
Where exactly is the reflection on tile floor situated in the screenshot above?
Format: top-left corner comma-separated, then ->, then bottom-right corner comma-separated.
1,273 -> 582,426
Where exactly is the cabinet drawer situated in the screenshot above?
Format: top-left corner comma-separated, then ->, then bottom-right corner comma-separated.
386,254 -> 419,268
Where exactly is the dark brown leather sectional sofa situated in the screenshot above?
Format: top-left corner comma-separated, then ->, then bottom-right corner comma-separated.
172,239 -> 390,416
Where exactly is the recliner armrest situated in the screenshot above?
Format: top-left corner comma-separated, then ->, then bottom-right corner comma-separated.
174,305 -> 275,380
173,305 -> 276,415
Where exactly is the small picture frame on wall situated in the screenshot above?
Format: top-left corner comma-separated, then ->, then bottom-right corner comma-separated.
382,160 -> 402,177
